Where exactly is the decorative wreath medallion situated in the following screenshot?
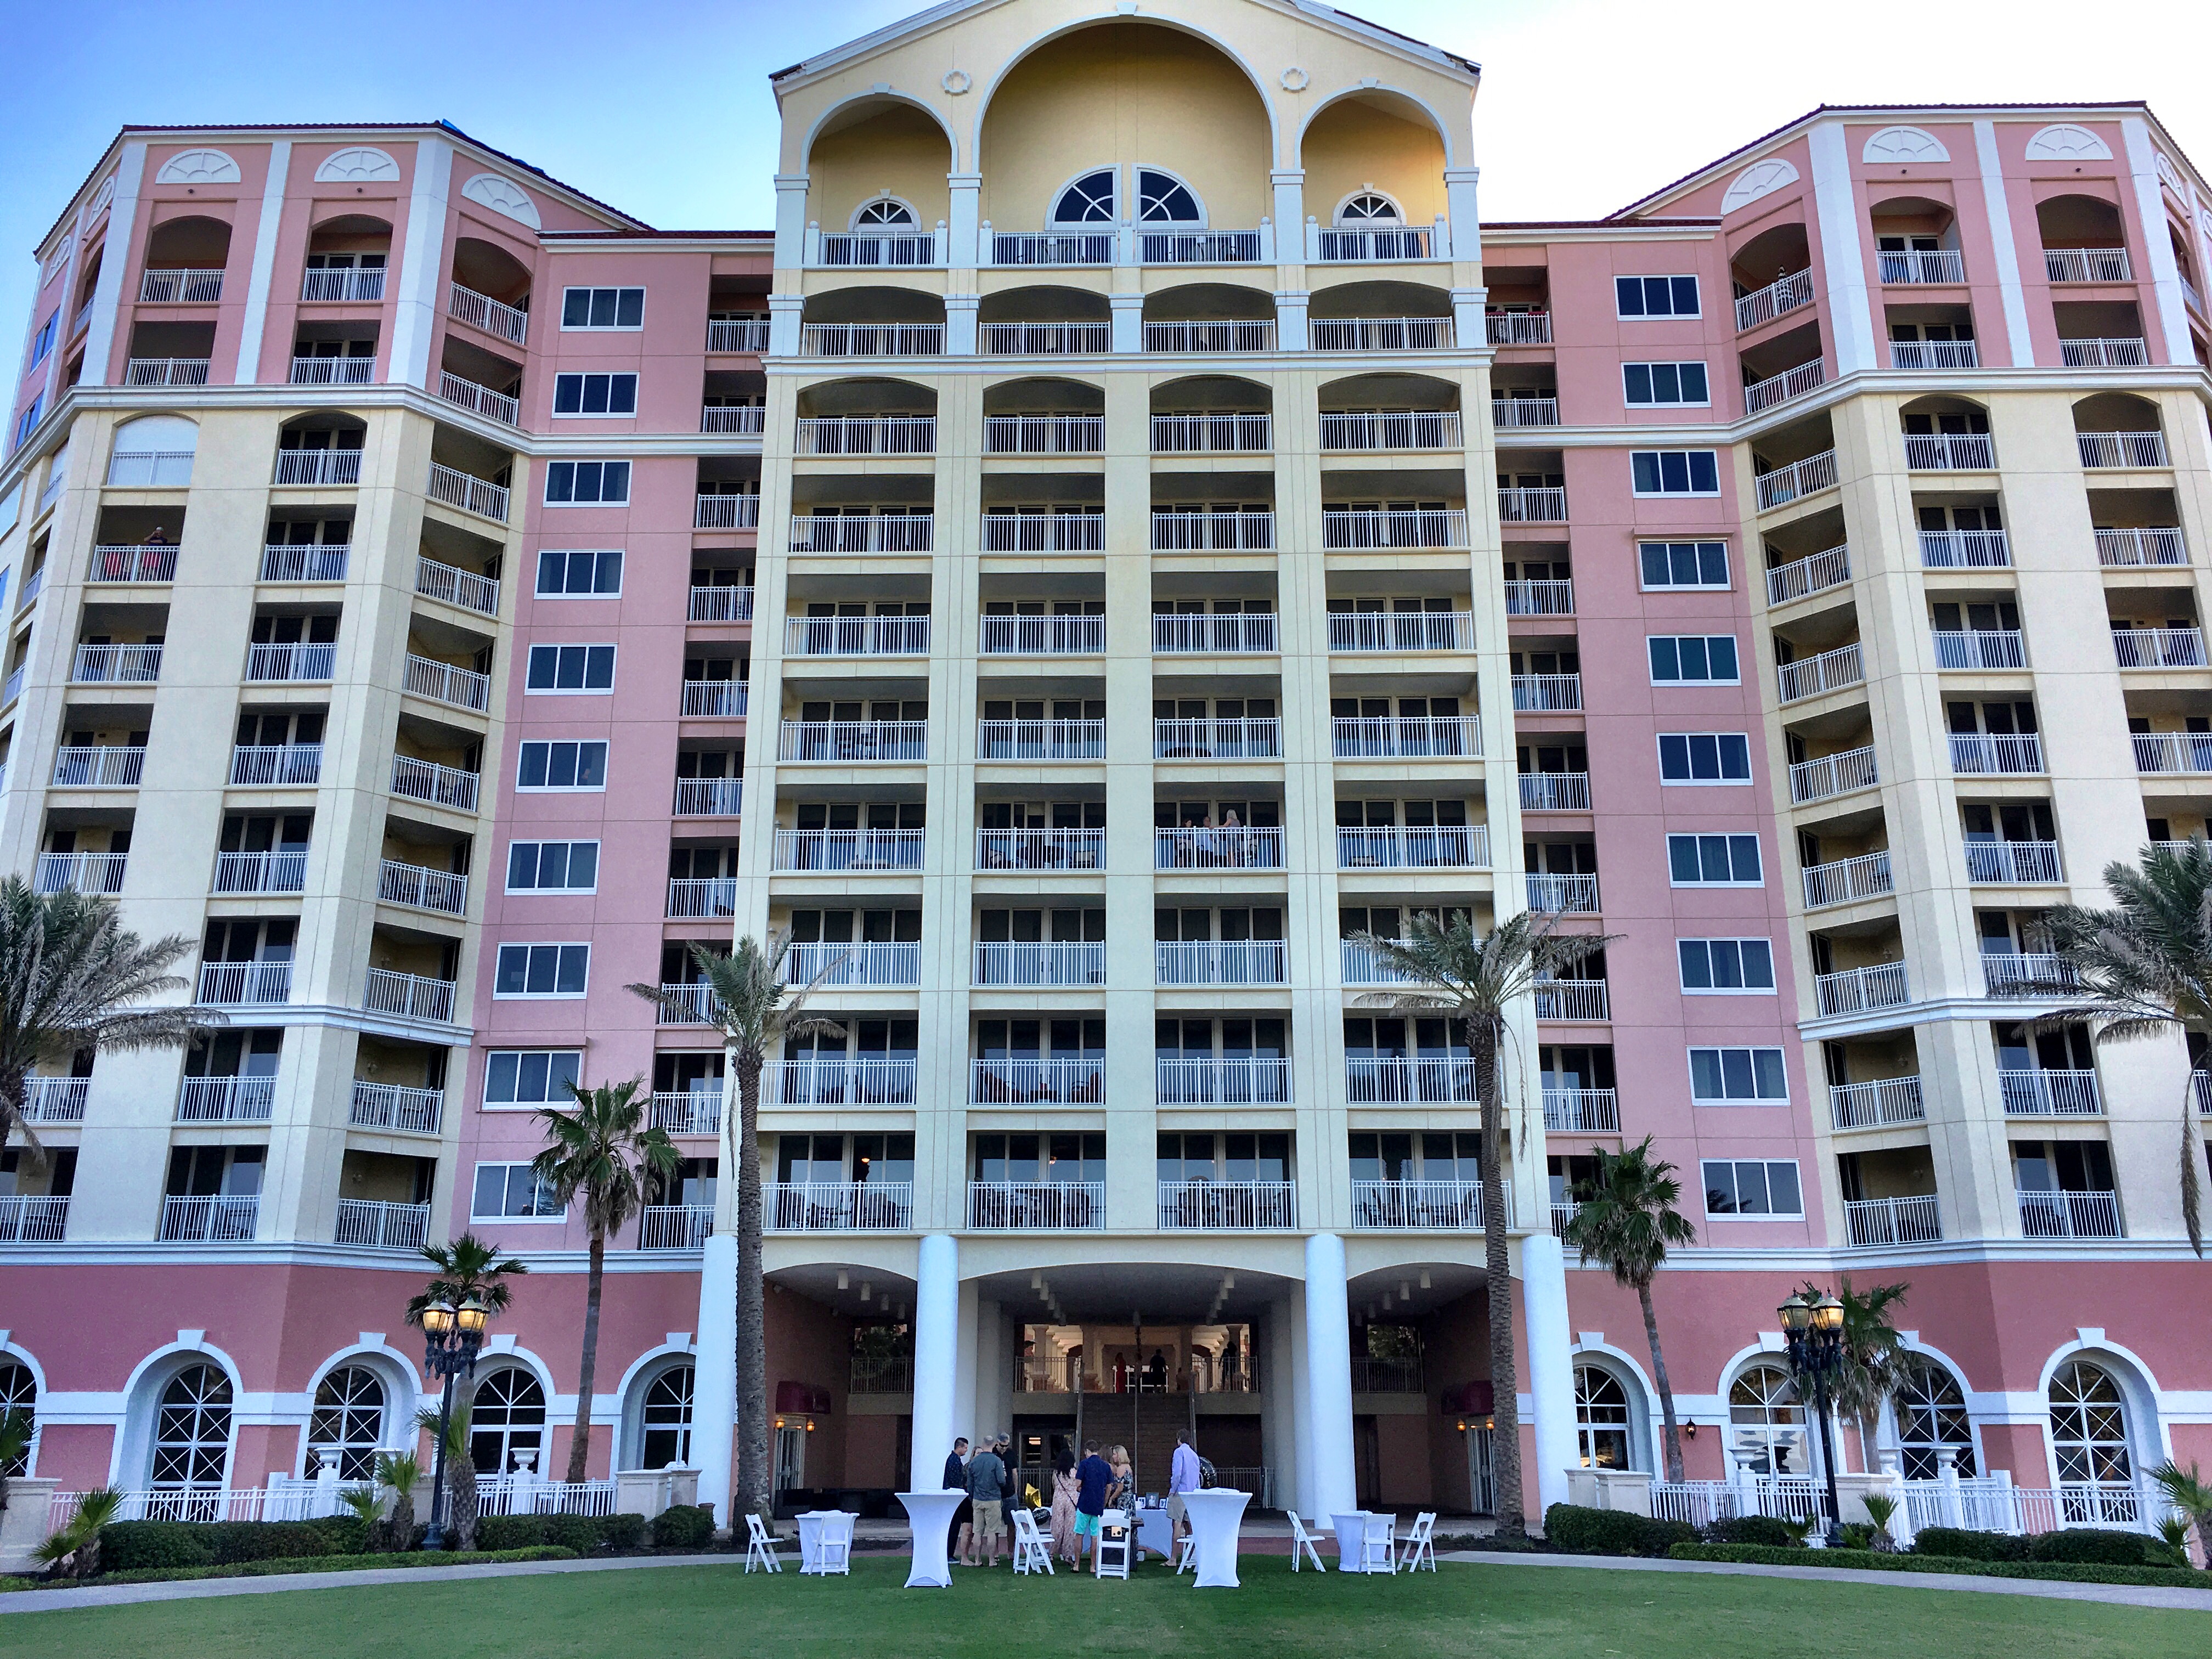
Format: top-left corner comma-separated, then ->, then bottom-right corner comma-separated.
943,70 -> 972,94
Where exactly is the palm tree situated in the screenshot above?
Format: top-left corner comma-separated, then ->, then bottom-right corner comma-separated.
0,1407 -> 32,1520
407,1234 -> 526,1537
2149,1460 -> 2212,1563
1560,1138 -> 1697,1480
1804,1277 -> 1909,1454
0,878 -> 213,1158
2032,838 -> 2212,1254
415,1398 -> 477,1548
629,934 -> 843,1527
531,1078 -> 680,1483
1351,909 -> 1614,1535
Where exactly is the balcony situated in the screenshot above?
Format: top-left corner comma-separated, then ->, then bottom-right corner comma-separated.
1526,873 -> 1600,914
1844,1194 -> 1942,1246
978,719 -> 1103,761
986,413 -> 1105,454
1920,528 -> 2011,569
1155,940 -> 1286,986
292,357 -> 376,386
33,850 -> 126,894
673,777 -> 742,816
1492,397 -> 1560,429
2018,1189 -> 2122,1238
2059,337 -> 2148,368
438,372 -> 517,425
1830,1076 -> 1925,1130
2135,729 -> 2212,776
261,542 -> 349,580
968,1182 -> 1105,1229
1932,629 -> 2025,669
449,283 -> 529,345
640,1206 -> 715,1250
246,642 -> 334,683
1155,1181 -> 1296,1230
335,1199 -> 431,1250
1350,1180 -> 1487,1231
696,494 -> 761,530
1965,842 -> 2062,886
1802,850 -> 1893,909
1155,1057 -> 1291,1104
1544,1089 -> 1620,1133
363,967 -> 456,1024
983,321 -> 1111,356
1511,673 -> 1582,712
820,230 -> 938,267
379,859 -> 467,916
850,1355 -> 913,1393
772,939 -> 921,994
1311,316 -> 1454,351
2000,1069 -> 2102,1116
764,1058 -> 916,1107
297,266 -> 384,303
176,1075 -> 274,1122
1534,979 -> 1610,1021
651,1091 -> 722,1135
349,1081 -> 444,1135
1744,359 -> 1826,411
1152,412 -> 1270,454
981,613 -> 1103,656
72,642 -> 162,684
969,1057 -> 1103,1105
22,1076 -> 89,1124
233,743 -> 322,787
1319,410 -> 1462,451
2078,430 -> 2168,469
1735,270 -> 1813,332
139,268 -> 224,303
788,514 -> 930,554
980,511 -> 1102,552
1316,225 -> 1436,262
416,557 -> 500,617
654,983 -> 719,1025
706,317 -> 770,353
0,1195 -> 67,1243
702,404 -> 765,435
1151,510 -> 1275,551
1335,825 -> 1489,870
198,961 -> 291,1007
1504,578 -> 1572,616
2044,247 -> 2131,284
159,1194 -> 258,1243
1328,611 -> 1474,652
90,544 -> 178,583
990,231 -> 1115,267
1776,643 -> 1864,704
973,941 -> 1105,988
1144,319 -> 1274,352
1141,228 -> 1261,263
1949,733 -> 2043,775
212,850 -> 306,895
1813,962 -> 1910,1018
1486,311 -> 1552,345
53,746 -> 146,788
1154,824 -> 1281,869
1905,433 -> 1993,470
123,357 -> 210,387
1880,248 -> 1965,285
391,755 -> 479,812
788,410 -> 939,455
1767,545 -> 1850,606
1755,450 -> 1837,510
1331,715 -> 1481,759
426,462 -> 508,522
1889,340 -> 1978,370
1323,508 -> 1469,550
689,584 -> 754,622
801,323 -> 944,357
1981,952 -> 2075,996
765,1182 -> 915,1231
979,828 -> 1104,871
1498,487 -> 1567,523
273,449 -> 361,487
404,654 -> 490,713
784,614 -> 927,658
1519,772 -> 1590,812
1147,613 -> 1273,655
772,829 -> 924,871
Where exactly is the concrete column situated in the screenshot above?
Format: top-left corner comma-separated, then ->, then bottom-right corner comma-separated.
387,137 -> 452,391
772,176 -> 810,272
1274,289 -> 1309,352
768,294 -> 805,359
1451,286 -> 1489,351
1271,170 -> 1306,247
910,1232 -> 960,1488
1289,1291 -> 1314,1519
947,174 -> 981,270
1109,293 -> 1146,353
233,140 -> 292,383
691,1231 -> 737,1525
1443,167 -> 1482,261
77,142 -> 146,388
1807,122 -> 1876,374
1519,1231 -> 1578,1519
1300,1232 -> 1356,1520
944,292 -> 979,358
2121,117 -> 2196,366
1265,1299 -> 1299,1513
1972,121 -> 2035,367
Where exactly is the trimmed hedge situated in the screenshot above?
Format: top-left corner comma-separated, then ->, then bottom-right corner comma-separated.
1910,1527 -> 2029,1562
1705,1515 -> 1802,1549
653,1504 -> 716,1549
1542,1503 -> 1699,1558
472,1512 -> 647,1554
1671,1541 -> 2212,1589
98,1517 -> 368,1572
2029,1527 -> 2178,1566
84,1546 -> 575,1588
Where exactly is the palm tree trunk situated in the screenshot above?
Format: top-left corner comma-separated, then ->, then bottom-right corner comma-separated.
449,1400 -> 480,1551
1638,1279 -> 1684,1482
734,1046 -> 771,1526
1474,1013 -> 1524,1534
568,1229 -> 605,1483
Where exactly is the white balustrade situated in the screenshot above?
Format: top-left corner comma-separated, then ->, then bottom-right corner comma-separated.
772,830 -> 925,871
1155,1181 -> 1296,1229
1519,772 -> 1590,811
794,415 -> 936,455
1327,611 -> 1474,652
1735,270 -> 1812,331
416,557 -> 500,616
968,1058 -> 1104,1104
1152,612 -> 1276,653
1830,1076 -> 1925,1130
1980,952 -> 2075,996
650,1092 -> 723,1135
72,642 -> 162,682
139,268 -> 224,302
0,1195 -> 67,1242
1814,962 -> 1910,1017
1504,578 -> 1573,615
701,403 -> 765,433
233,743 -> 321,786
1491,397 -> 1560,428
1485,311 -> 1552,345
197,961 -> 292,1006
1888,338 -> 1979,369
706,317 -> 771,352
53,746 -> 146,788
32,849 -> 123,896
1766,544 -> 1850,605
977,719 -> 1104,761
89,544 -> 178,583
1543,1090 -> 1620,1133
1878,247 -> 1965,284
1346,1056 -> 1477,1104
1151,412 -> 1271,453
1351,1180 -> 1487,1231
298,264 -> 386,301
1498,486 -> 1567,522
1931,629 -> 2025,669
982,321 -> 1111,355
2017,1188 -> 2122,1238
1789,744 -> 1879,804
1155,1057 -> 1293,1104
984,413 -> 1105,454
979,511 -> 1104,551
391,754 -> 479,811
273,447 -> 363,488
2044,246 -> 2131,283
1919,528 -> 2011,568
160,1194 -> 259,1242
246,642 -> 334,682
785,941 -> 922,988
261,541 -> 349,579
973,940 -> 1105,987
2078,430 -> 2168,469
1311,315 -> 1454,350
125,357 -> 211,386
968,1182 -> 1106,1229
1845,1194 -> 1943,1246
778,720 -> 927,761
1802,850 -> 1893,909
438,371 -> 517,424
1319,409 -> 1462,450
2095,526 -> 2185,566
1335,825 -> 1489,870
1153,825 -> 1282,868
175,1075 -> 275,1122
990,231 -> 1115,267
695,494 -> 761,529
765,1182 -> 915,1231
1316,225 -> 1436,261
977,829 -> 1105,871
404,653 -> 490,712
1905,432 -> 1994,470
1743,358 -> 1825,410
1534,979 -> 1610,1020
1512,673 -> 1582,710
801,322 -> 944,357
2111,626 -> 2207,669
763,1059 -> 916,1106
1322,507 -> 1469,549
1150,510 -> 1276,550
788,513 -> 930,552
1776,642 -> 1863,703
1143,318 -> 1275,352
1331,715 -> 1481,758
22,1076 -> 89,1124
673,776 -> 742,816
335,1199 -> 431,1249
2000,1069 -> 2102,1116
640,1206 -> 715,1250
654,983 -> 719,1024
1154,940 -> 1287,986
1949,732 -> 2043,775
380,859 -> 467,915
426,461 -> 508,521
785,615 -> 928,655
449,283 -> 529,344
363,967 -> 456,1024
981,613 -> 1103,654
819,232 -> 937,268
212,850 -> 306,894
1754,449 -> 1837,510
349,1081 -> 444,1135
2059,337 -> 2148,368
105,450 -> 193,488
1965,840 -> 2062,884
1526,872 -> 1600,913
688,584 -> 754,622
291,356 -> 375,385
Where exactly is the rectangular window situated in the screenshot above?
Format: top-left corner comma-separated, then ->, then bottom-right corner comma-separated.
1688,1047 -> 1789,1104
471,1161 -> 565,1220
1616,275 -> 1701,319
1639,540 -> 1729,590
506,841 -> 601,893
560,286 -> 645,330
551,372 -> 639,416
12,399 -> 40,449
525,644 -> 616,692
1648,635 -> 1740,685
1667,834 -> 1762,886
517,740 -> 609,791
535,548 -> 624,596
1657,732 -> 1751,783
1677,938 -> 1775,993
1631,450 -> 1721,496
544,460 -> 631,505
484,1049 -> 584,1107
29,312 -> 57,366
1702,1158 -> 1803,1217
493,942 -> 591,998
1623,362 -> 1711,406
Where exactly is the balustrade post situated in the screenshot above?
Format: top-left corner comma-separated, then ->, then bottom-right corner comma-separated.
1937,1444 -> 1965,1528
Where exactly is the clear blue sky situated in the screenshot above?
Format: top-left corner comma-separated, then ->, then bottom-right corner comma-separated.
8,0 -> 2212,343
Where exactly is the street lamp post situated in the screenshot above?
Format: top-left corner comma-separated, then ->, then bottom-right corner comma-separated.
420,1293 -> 490,1551
1778,1290 -> 1847,1546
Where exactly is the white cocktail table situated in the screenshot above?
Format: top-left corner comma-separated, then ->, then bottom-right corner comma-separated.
896,1490 -> 965,1588
1330,1510 -> 1375,1572
1180,1488 -> 1250,1587
798,1509 -> 854,1573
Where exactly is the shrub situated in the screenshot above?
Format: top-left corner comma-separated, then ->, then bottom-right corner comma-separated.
653,1504 -> 715,1549
601,1513 -> 646,1551
472,1515 -> 549,1552
542,1513 -> 603,1553
2029,1528 -> 2166,1566
99,1516 -> 373,1572
95,1522 -> 215,1573
1705,1514 -> 1801,1549
1542,1503 -> 1697,1558
1672,1540 -> 2212,1589
1910,1526 -> 2028,1561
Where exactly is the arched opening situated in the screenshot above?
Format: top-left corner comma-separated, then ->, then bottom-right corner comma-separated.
1143,284 -> 1275,353
2037,193 -> 2129,276
274,410 -> 367,490
1573,1357 -> 1651,1472
449,236 -> 532,348
1151,375 -> 1271,456
795,377 -> 937,456
149,1361 -> 234,1496
1900,394 -> 1992,471
0,1355 -> 35,1475
1892,1353 -> 1975,1478
1869,194 -> 1963,283
983,376 -> 1103,457
307,1363 -> 389,1479
1318,371 -> 1464,454
622,1355 -> 697,1469
2047,1356 -> 2152,1517
800,287 -> 946,360
302,215 -> 392,302
807,98 -> 953,265
469,1363 -> 548,1474
1730,222 -> 1814,329
108,413 -> 198,487
2073,393 -> 2180,561
1726,1358 -> 1810,1476
1300,90 -> 1449,259
979,285 -> 1111,356
1308,280 -> 1454,349
140,215 -> 233,299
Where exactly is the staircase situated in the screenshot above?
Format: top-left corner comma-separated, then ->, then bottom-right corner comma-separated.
1128,1391 -> 1190,1498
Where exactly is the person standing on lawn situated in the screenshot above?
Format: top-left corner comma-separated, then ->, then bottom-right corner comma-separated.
944,1436 -> 972,1564
1169,1429 -> 1203,1551
1073,1439 -> 1112,1569
964,1432 -> 1009,1567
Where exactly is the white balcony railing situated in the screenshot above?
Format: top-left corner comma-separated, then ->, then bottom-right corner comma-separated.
1919,528 -> 2012,569
1879,247 -> 1966,285
984,413 -> 1105,454
1498,486 -> 1568,522
801,322 -> 944,357
1519,772 -> 1589,812
438,371 -> 517,425
1485,311 -> 1552,345
1831,1076 -> 1926,1130
261,541 -> 349,580
71,642 -> 162,683
1141,229 -> 1262,264
640,1206 -> 715,1250
1846,1194 -> 1943,1246
1949,732 -> 2043,775
1803,850 -> 1893,909
197,961 -> 292,1006
978,828 -> 1105,872
1814,962 -> 1910,1017
233,743 -> 321,786
291,356 -> 376,385
2096,527 -> 2187,573
1143,319 -> 1275,352
1316,225 -> 1436,262
1735,269 -> 1813,331
2078,430 -> 2168,469
990,231 -> 1115,267
1905,432 -> 1994,470
53,746 -> 146,788
349,1081 -> 444,1135
1151,413 -> 1271,453
380,859 -> 467,915
654,983 -> 719,1025
1154,825 -> 1282,868
1932,629 -> 2025,669
123,357 -> 211,387
788,514 -> 931,553
706,317 -> 771,353
1534,979 -> 1610,1021
391,754 -> 479,811
785,941 -> 922,989
1319,410 -> 1463,451
1504,578 -> 1573,615
2044,246 -> 2131,284
766,1182 -> 915,1231
1766,544 -> 1850,605
1754,449 -> 1837,510
335,1199 -> 431,1249
273,447 -> 362,487
363,968 -> 456,1024
2000,1069 -> 2102,1116
973,940 -> 1106,987
1512,674 -> 1582,711
673,777 -> 742,816
89,544 -> 178,583
1331,715 -> 1481,759
650,1091 -> 723,1135
1311,315 -> 1453,351
403,654 -> 489,712
1327,611 -> 1474,652
449,282 -> 529,345
159,1194 -> 258,1243
819,232 -> 937,268
1154,940 -> 1287,986
1543,1090 -> 1620,1133
1151,510 -> 1275,550
2018,1188 -> 2122,1238
1776,642 -> 1864,703
1743,358 -> 1825,411
701,403 -> 765,433
1153,612 -> 1276,653
982,321 -> 1111,356
2059,337 -> 2148,368
1350,1180 -> 1487,1231
1155,1057 -> 1293,1104
778,721 -> 927,762
139,268 -> 224,303
1982,953 -> 2075,996
794,415 -> 936,455
212,850 -> 306,895
1156,1181 -> 1296,1229
22,1076 -> 90,1124
1965,840 -> 2062,886
1888,338 -> 1979,369
689,584 -> 754,622
246,642 -> 334,682
763,1058 -> 916,1107
968,1182 -> 1106,1230
1335,825 -> 1489,870
981,613 -> 1103,655
1323,507 -> 1469,549
2135,731 -> 2212,774
1526,872 -> 1600,913
771,829 -> 925,872
785,615 -> 928,656
695,494 -> 761,531
977,719 -> 1104,761
416,557 -> 500,616
968,1057 -> 1104,1105
1789,744 -> 1879,804
426,462 -> 508,521
175,1075 -> 275,1122
1346,1057 -> 1476,1104
1492,397 -> 1560,428
979,511 -> 1103,552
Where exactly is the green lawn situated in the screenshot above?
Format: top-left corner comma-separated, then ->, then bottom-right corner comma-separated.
4,1554 -> 2202,1658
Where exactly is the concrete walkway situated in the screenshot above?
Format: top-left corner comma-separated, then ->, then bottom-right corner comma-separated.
1439,1549 -> 2212,1612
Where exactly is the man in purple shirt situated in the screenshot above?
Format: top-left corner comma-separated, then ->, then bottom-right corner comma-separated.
1167,1429 -> 1203,1549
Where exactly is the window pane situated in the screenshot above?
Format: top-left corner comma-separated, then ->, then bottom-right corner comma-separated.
495,946 -> 528,995
1709,941 -> 1743,989
519,744 -> 548,787
575,744 -> 607,787
569,844 -> 599,888
1671,276 -> 1699,315
1678,941 -> 1711,988
1640,544 -> 1670,586
555,946 -> 589,994
1730,836 -> 1760,881
1768,1161 -> 1802,1214
1660,452 -> 1690,492
616,289 -> 644,328
1697,543 -> 1728,584
1707,636 -> 1739,680
1736,1161 -> 1771,1212
1624,364 -> 1651,404
1700,838 -> 1733,881
1689,452 -> 1719,493
473,1165 -> 506,1215
524,948 -> 557,994
1681,362 -> 1709,402
545,463 -> 574,503
1658,735 -> 1688,778
1741,940 -> 1774,988
1632,453 -> 1661,493
1651,363 -> 1680,402
1667,836 -> 1700,882
1720,1049 -> 1754,1097
1677,637 -> 1709,680
610,375 -> 636,415
487,1053 -> 519,1102
562,290 -> 591,328
589,289 -> 617,327
1649,638 -> 1680,681
1753,1049 -> 1787,1098
554,376 -> 582,415
594,550 -> 624,591
1719,735 -> 1750,778
1616,276 -> 1644,316
1690,1049 -> 1723,1100
1703,1161 -> 1737,1212
603,462 -> 630,501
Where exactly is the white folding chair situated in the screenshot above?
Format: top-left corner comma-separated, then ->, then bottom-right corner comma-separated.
744,1511 -> 786,1573
817,1511 -> 854,1576
1175,1531 -> 1197,1573
1397,1511 -> 1437,1573
1094,1509 -> 1132,1580
1361,1513 -> 1397,1575
1011,1508 -> 1056,1575
1285,1511 -> 1327,1573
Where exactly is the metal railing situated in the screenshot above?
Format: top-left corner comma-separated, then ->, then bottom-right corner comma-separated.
261,542 -> 349,580
983,321 -> 1111,356
1845,1194 -> 1942,1246
1322,507 -> 1469,549
1348,1180 -> 1485,1230
1905,432 -> 1994,470
1512,673 -> 1582,711
778,721 -> 927,762
1156,1181 -> 1295,1229
2134,731 -> 2212,774
1803,850 -> 1893,909
2018,1188 -> 2122,1238
1153,612 -> 1276,653
1544,1090 -> 1620,1133
1311,315 -> 1453,350
90,543 -> 178,583
449,283 -> 529,345
2044,246 -> 2131,283
1889,338 -> 1979,369
977,719 -> 1104,760
196,961 -> 291,1006
1767,545 -> 1849,605
763,1059 -> 916,1106
1319,409 -> 1462,450
673,776 -> 742,816
706,317 -> 770,353
2096,526 -> 2186,567
1744,358 -> 1825,410
695,494 -> 761,530
2059,337 -> 2148,368
53,746 -> 146,788
991,232 -> 1114,266
979,511 -> 1103,551
1526,872 -> 1600,913
159,1194 -> 258,1242
973,940 -> 1106,987
392,754 -> 479,811
1153,715 -> 1278,759
689,584 -> 754,622
335,1199 -> 431,1249
1789,744 -> 1878,804
1347,1057 -> 1477,1104
246,642 -> 334,682
416,557 -> 500,616
1534,979 -> 1610,1020
1141,229 -> 1261,263
140,268 -> 224,303
1327,611 -> 1474,652
978,828 -> 1105,871
72,642 -> 162,682
650,1092 -> 723,1135
794,415 -> 936,455
1154,825 -> 1282,867
292,356 -> 376,385
438,371 -> 517,424
349,1081 -> 443,1135
1949,732 -> 2043,775
2077,430 -> 2168,469
772,829 -> 925,871
176,1075 -> 274,1122
23,1076 -> 90,1123
800,322 -> 944,357
1498,486 -> 1567,522
1735,270 -> 1812,331
701,404 -> 764,433
1151,412 -> 1271,453
1150,510 -> 1275,550
1831,1076 -> 1925,1130
654,983 -> 719,1025
1919,528 -> 2011,569
1492,397 -> 1560,428
404,654 -> 490,712
785,614 -> 928,656
426,461 -> 508,521
1879,247 -> 1965,284
1143,319 -> 1275,352
1814,962 -> 1910,1017
1155,940 -> 1287,986
0,1195 -> 68,1242
1155,1057 -> 1292,1104
1754,449 -> 1837,510
981,613 -> 1103,654
1982,952 -> 2075,996
1331,715 -> 1481,758
969,1058 -> 1104,1104
640,1206 -> 714,1250
124,357 -> 212,388
1932,629 -> 2025,669
659,878 -> 732,922
2000,1069 -> 2102,1116
363,967 -> 456,1024
1486,311 -> 1551,345
273,448 -> 362,487
785,941 -> 922,988
380,859 -> 467,915
1965,840 -> 2062,886
1776,642 -> 1863,703
1519,772 -> 1590,811
985,413 -> 1104,454
1504,578 -> 1573,615
788,514 -> 930,552
850,1355 -> 914,1393
1318,226 -> 1435,261
765,1183 -> 915,1232
968,1182 -> 1105,1229
820,232 -> 936,267
1335,825 -> 1489,870
233,743 -> 321,786
212,850 -> 306,894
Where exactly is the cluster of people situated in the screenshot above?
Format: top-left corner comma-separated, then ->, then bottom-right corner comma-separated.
941,1432 -> 1018,1567
941,1430 -> 1209,1573
1160,811 -> 1271,868
1054,1440 -> 1132,1568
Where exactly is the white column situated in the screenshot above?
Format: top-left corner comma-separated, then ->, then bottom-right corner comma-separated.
1807,122 -> 1877,374
37,205 -> 88,413
947,173 -> 981,270
1274,289 -> 1308,352
233,139 -> 292,385
1972,120 -> 2036,368
1451,286 -> 1488,351
768,294 -> 805,359
1271,170 -> 1306,253
772,176 -> 810,272
2121,116 -> 2196,366
1519,1230 -> 1578,1520
1266,1299 -> 1299,1514
910,1232 -> 960,1489
691,1231 -> 737,1526
1300,1232 -> 1356,1520
77,142 -> 146,389
387,137 -> 453,391
1109,293 -> 1145,353
944,292 -> 979,357
1443,167 -> 1482,262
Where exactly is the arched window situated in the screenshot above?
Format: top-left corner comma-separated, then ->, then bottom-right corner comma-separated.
852,198 -> 916,229
1337,192 -> 1403,226
641,1364 -> 696,1468
1052,170 -> 1118,225
1727,1361 -> 1808,1476
469,1366 -> 547,1475
308,1365 -> 388,1479
1574,1364 -> 1632,1470
1892,1356 -> 1975,1479
0,1360 -> 33,1476
151,1363 -> 232,1491
1137,169 -> 1201,225
2049,1360 -> 2131,1489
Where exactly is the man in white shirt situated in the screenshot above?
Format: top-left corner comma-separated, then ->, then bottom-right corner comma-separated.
1167,1430 -> 1203,1549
